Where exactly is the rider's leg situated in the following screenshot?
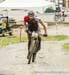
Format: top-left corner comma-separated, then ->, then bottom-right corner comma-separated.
38,36 -> 41,50
27,33 -> 31,59
28,33 -> 31,50
28,40 -> 31,50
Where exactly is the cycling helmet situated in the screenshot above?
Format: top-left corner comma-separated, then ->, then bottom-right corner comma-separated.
28,11 -> 35,16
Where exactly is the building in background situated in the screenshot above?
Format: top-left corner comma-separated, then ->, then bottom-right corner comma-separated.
65,0 -> 69,8
46,0 -> 69,8
59,0 -> 69,8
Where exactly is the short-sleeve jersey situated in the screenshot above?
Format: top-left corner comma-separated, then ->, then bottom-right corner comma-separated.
24,16 -> 40,31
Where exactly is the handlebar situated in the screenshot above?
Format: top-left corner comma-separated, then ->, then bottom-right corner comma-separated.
25,30 -> 48,37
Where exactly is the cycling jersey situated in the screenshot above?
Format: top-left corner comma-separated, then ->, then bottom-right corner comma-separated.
24,16 -> 40,31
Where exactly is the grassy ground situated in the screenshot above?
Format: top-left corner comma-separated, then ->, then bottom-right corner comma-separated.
63,43 -> 69,52
0,36 -> 28,48
0,35 -> 69,48
42,35 -> 69,41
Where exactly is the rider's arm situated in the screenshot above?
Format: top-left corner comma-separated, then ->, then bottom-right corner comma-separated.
39,19 -> 47,35
24,21 -> 28,28
24,16 -> 29,28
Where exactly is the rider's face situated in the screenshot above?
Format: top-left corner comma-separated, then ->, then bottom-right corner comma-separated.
29,15 -> 34,19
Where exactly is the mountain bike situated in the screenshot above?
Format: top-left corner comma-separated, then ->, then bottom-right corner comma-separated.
27,31 -> 47,64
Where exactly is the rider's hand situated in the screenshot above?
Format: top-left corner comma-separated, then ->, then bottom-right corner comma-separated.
43,34 -> 48,37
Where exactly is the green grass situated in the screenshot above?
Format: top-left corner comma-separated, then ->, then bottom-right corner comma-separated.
0,35 -> 69,48
0,36 -> 28,48
42,35 -> 69,41
63,43 -> 69,52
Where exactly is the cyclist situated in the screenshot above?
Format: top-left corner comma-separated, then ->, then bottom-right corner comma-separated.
24,11 -> 48,59
1,20 -> 7,36
2,20 -> 7,32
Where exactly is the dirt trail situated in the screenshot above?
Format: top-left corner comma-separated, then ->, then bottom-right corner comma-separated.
0,40 -> 69,75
